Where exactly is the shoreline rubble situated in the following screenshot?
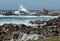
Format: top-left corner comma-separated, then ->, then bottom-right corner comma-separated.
0,17 -> 60,41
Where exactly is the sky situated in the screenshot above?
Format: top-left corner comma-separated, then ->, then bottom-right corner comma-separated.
0,0 -> 60,10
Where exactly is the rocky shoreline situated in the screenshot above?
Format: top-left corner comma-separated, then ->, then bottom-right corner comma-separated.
1,8 -> 60,16
0,17 -> 60,41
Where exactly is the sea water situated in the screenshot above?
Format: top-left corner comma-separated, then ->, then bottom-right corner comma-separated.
0,15 -> 58,25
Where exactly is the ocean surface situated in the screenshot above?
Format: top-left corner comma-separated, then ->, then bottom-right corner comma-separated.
0,15 -> 58,26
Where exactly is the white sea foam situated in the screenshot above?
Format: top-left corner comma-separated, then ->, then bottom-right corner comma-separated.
0,15 -> 59,26
0,15 -> 58,18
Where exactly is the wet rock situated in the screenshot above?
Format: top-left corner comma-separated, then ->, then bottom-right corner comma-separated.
35,8 -> 49,16
0,20 -> 60,41
46,17 -> 60,26
18,24 -> 27,31
29,20 -> 44,24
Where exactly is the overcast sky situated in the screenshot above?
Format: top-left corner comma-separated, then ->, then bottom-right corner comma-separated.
0,0 -> 60,10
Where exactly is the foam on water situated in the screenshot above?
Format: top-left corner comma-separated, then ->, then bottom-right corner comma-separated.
0,16 -> 58,26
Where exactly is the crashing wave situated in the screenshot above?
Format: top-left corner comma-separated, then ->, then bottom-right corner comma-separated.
15,5 -> 30,15
19,5 -> 29,12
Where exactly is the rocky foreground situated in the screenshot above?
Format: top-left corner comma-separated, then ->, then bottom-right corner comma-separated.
0,17 -> 60,41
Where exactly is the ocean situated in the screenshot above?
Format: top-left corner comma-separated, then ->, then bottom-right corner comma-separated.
0,15 -> 58,25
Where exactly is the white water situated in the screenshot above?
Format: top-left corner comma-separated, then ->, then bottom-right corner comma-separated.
0,15 -> 58,26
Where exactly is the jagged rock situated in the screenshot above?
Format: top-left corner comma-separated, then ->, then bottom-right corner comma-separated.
48,11 -> 60,16
35,8 -> 49,16
46,17 -> 60,26
18,24 -> 27,32
0,18 -> 60,41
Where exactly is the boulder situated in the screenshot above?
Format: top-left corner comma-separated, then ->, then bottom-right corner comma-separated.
29,20 -> 44,24
35,8 -> 49,16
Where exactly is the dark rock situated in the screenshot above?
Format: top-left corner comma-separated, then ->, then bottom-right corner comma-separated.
29,20 -> 44,24
52,30 -> 58,36
18,24 -> 27,30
